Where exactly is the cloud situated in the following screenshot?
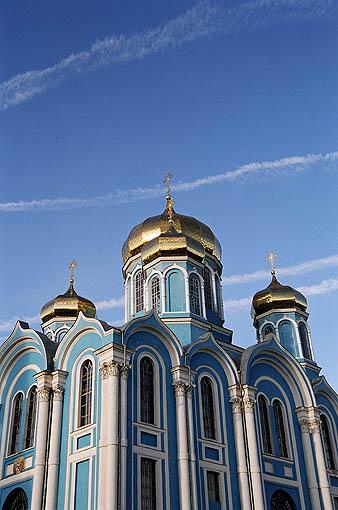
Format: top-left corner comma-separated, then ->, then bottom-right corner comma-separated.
1,0 -> 337,110
1,150 -> 337,213
223,254 -> 338,285
0,314 -> 40,333
96,296 -> 125,310
223,277 -> 338,313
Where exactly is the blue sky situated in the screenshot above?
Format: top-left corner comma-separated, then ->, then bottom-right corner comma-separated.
1,0 -> 337,388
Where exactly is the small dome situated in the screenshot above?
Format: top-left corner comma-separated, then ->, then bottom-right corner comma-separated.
252,274 -> 307,316
122,199 -> 221,268
40,280 -> 96,324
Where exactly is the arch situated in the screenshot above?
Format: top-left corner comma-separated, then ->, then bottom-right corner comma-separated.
135,271 -> 144,313
24,386 -> 37,449
320,414 -> 335,469
273,399 -> 289,458
79,359 -> 93,427
190,275 -> 201,315
150,276 -> 161,312
298,322 -> 312,360
3,488 -> 29,510
270,489 -> 296,510
200,376 -> 216,439
140,356 -> 155,424
278,320 -> 299,357
258,394 -> 273,454
8,392 -> 24,456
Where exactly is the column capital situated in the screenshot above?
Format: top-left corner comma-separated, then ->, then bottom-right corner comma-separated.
173,380 -> 187,397
242,384 -> 257,413
230,396 -> 242,414
52,385 -> 65,401
295,406 -> 321,434
120,364 -> 132,380
37,387 -> 51,402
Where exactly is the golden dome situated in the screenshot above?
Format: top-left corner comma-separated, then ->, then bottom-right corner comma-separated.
252,274 -> 307,316
122,198 -> 222,268
40,280 -> 96,324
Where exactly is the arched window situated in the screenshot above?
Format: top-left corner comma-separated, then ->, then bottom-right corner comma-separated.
270,489 -> 296,510
24,387 -> 37,449
151,277 -> 160,312
278,321 -> 298,357
320,414 -> 335,469
263,325 -> 274,339
3,488 -> 29,510
79,359 -> 93,427
135,271 -> 144,313
258,395 -> 273,454
299,322 -> 312,360
204,268 -> 213,310
273,400 -> 288,458
201,376 -> 216,439
190,276 -> 201,315
9,393 -> 23,455
140,357 -> 154,424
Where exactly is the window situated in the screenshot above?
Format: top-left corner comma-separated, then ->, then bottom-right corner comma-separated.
135,272 -> 144,313
320,414 -> 335,469
273,400 -> 288,458
79,360 -> 93,427
201,376 -> 216,439
270,489 -> 296,510
263,326 -> 273,339
207,471 -> 220,502
151,277 -> 160,312
299,322 -> 312,360
204,268 -> 213,310
3,488 -> 29,510
190,276 -> 201,315
140,357 -> 154,424
141,458 -> 156,510
258,395 -> 273,454
278,321 -> 298,357
9,393 -> 23,455
333,496 -> 338,510
24,387 -> 37,449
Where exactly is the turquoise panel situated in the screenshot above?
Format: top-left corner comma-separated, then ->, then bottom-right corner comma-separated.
77,434 -> 91,449
74,459 -> 89,510
278,321 -> 299,357
166,270 -> 185,311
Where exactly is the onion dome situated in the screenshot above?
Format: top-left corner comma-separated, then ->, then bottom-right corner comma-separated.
40,278 -> 96,324
122,195 -> 221,270
252,274 -> 307,317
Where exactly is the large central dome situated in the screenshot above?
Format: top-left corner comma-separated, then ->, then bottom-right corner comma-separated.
122,198 -> 221,267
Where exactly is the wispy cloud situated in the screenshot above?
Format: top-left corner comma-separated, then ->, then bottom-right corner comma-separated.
1,150 -> 337,213
223,254 -> 338,285
96,296 -> 125,310
1,0 -> 336,110
223,277 -> 338,313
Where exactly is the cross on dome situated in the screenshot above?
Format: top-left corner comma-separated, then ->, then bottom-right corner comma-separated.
266,252 -> 277,275
163,172 -> 174,197
69,259 -> 77,282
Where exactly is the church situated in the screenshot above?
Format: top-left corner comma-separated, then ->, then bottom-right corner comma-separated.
0,180 -> 337,510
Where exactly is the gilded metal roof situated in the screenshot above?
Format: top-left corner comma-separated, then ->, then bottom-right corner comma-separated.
252,274 -> 307,316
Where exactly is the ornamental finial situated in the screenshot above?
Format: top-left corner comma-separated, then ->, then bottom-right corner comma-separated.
163,173 -> 175,224
163,172 -> 174,197
69,259 -> 77,282
266,252 -> 277,275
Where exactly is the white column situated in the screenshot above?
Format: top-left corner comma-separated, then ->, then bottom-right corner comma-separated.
45,371 -> 67,510
200,280 -> 206,318
120,365 -> 131,510
211,272 -> 218,313
98,363 -> 109,510
31,372 -> 52,510
130,276 -> 135,317
297,416 -> 321,509
242,385 -> 264,510
105,361 -> 120,510
228,385 -> 251,510
186,384 -> 198,510
124,280 -> 129,323
312,420 -> 333,509
173,380 -> 191,510
185,276 -> 190,312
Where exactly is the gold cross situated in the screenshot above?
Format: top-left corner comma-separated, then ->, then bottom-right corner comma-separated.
266,252 -> 277,275
163,172 -> 174,196
69,259 -> 77,281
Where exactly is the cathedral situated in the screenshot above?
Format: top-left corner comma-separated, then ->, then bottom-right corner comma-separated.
0,183 -> 337,510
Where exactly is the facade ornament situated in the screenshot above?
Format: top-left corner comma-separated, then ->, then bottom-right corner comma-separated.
99,363 -> 109,379
230,396 -> 242,414
13,456 -> 25,474
298,417 -> 321,434
120,364 -> 132,380
173,380 -> 186,397
52,385 -> 65,401
107,361 -> 120,377
37,387 -> 50,402
243,397 -> 256,413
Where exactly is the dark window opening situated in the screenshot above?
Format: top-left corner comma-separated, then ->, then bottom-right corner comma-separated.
201,376 -> 216,440
140,357 -> 154,424
141,457 -> 156,510
258,395 -> 273,454
79,359 -> 93,427
190,276 -> 201,315
204,268 -> 213,310
135,272 -> 144,313
151,277 -> 160,312
24,387 -> 37,449
207,471 -> 220,502
9,393 -> 23,455
273,401 -> 288,458
321,414 -> 335,470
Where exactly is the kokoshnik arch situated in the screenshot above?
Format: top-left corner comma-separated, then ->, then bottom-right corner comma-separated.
0,179 -> 337,510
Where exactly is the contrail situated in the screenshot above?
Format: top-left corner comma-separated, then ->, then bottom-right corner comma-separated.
223,254 -> 338,285
1,150 -> 337,212
1,0 -> 336,110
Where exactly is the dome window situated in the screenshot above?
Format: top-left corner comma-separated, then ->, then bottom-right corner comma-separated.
299,322 -> 312,360
204,268 -> 213,310
278,321 -> 299,357
151,277 -> 160,312
190,276 -> 201,316
135,272 -> 144,313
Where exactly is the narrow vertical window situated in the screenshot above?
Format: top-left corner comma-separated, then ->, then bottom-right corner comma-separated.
258,395 -> 273,454
9,393 -> 23,455
24,387 -> 37,449
207,471 -> 220,502
273,401 -> 288,458
141,458 -> 156,510
135,272 -> 144,313
204,268 -> 213,310
201,376 -> 216,439
320,415 -> 335,469
278,321 -> 298,357
79,359 -> 93,427
140,357 -> 154,424
299,323 -> 312,360
190,276 -> 201,315
151,277 -> 160,312
263,326 -> 273,340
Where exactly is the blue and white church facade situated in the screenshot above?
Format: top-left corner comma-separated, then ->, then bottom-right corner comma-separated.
1,193 -> 338,510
